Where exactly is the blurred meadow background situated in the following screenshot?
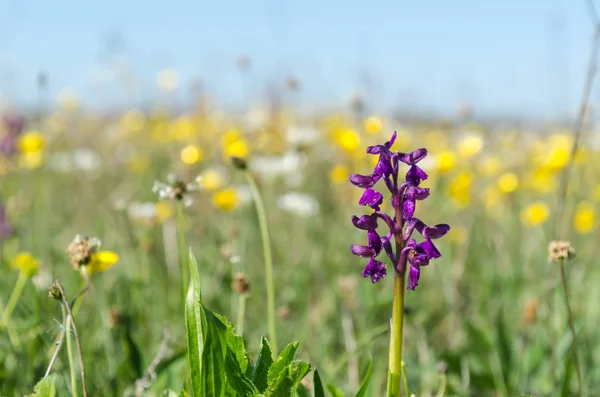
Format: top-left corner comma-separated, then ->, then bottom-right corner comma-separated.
2,0 -> 600,396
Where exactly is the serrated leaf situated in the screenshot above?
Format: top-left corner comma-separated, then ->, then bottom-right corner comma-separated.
268,360 -> 312,397
215,311 -> 250,374
354,359 -> 372,397
296,383 -> 310,397
253,337 -> 274,393
313,370 -> 325,397
325,384 -> 344,397
186,249 -> 228,397
33,375 -> 57,397
225,346 -> 258,396
267,342 -> 299,387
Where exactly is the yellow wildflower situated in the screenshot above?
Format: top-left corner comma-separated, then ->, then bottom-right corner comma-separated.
200,169 -> 224,192
595,185 -> 600,201
154,201 -> 172,223
19,152 -> 43,169
435,151 -> 457,174
329,164 -> 350,184
334,129 -> 361,153
541,134 -> 572,170
446,170 -> 473,209
213,189 -> 238,212
88,251 -> 119,273
224,139 -> 250,159
221,128 -> 244,147
497,172 -> 519,194
181,145 -> 204,165
18,131 -> 44,153
363,116 -> 382,134
11,252 -> 39,278
521,202 -> 549,227
573,201 -> 596,234
527,168 -> 556,194
170,116 -> 196,141
457,135 -> 483,158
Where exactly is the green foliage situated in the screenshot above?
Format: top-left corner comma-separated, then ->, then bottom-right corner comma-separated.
32,375 -> 57,397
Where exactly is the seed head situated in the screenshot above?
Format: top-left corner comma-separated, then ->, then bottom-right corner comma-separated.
66,234 -> 100,270
230,156 -> 247,170
152,173 -> 203,201
548,240 -> 575,262
48,282 -> 62,300
232,272 -> 250,297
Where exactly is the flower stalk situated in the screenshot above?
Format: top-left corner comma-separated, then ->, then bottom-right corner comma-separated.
242,167 -> 277,353
176,200 -> 188,302
349,132 -> 450,396
0,272 -> 27,328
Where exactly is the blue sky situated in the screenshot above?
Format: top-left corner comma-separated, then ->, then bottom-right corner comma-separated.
0,0 -> 595,117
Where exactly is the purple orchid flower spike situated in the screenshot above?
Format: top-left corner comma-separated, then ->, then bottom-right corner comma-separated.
349,132 -> 449,289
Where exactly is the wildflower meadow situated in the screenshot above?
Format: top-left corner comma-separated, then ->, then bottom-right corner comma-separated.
2,2 -> 600,397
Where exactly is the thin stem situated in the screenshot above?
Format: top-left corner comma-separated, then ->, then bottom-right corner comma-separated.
176,200 -> 188,302
559,259 -> 583,396
435,373 -> 447,397
401,361 -> 409,397
66,314 -> 78,397
387,270 -> 406,397
236,294 -> 246,336
244,171 -> 277,353
1,272 -> 27,328
57,283 -> 88,397
44,305 -> 67,378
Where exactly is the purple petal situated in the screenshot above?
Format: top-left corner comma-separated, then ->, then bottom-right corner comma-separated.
397,242 -> 416,272
407,265 -> 420,290
423,224 -> 450,239
419,239 -> 441,259
400,148 -> 428,165
375,211 -> 400,233
349,173 -> 376,188
351,214 -> 378,230
406,186 -> 430,201
351,244 -> 376,258
406,165 -> 428,186
403,218 -> 425,241
359,188 -> 384,209
386,131 -> 398,148
362,257 -> 387,283
374,156 -> 394,177
408,249 -> 430,267
367,229 -> 382,253
402,198 -> 416,220
382,238 -> 396,263
366,144 -> 386,155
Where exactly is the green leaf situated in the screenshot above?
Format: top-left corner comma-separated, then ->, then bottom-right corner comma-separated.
313,370 -> 325,397
253,337 -> 274,393
354,359 -> 373,397
268,360 -> 312,397
186,249 -> 228,397
186,249 -> 257,397
33,375 -> 57,397
179,391 -> 190,397
295,383 -> 310,397
560,356 -> 573,397
267,342 -> 299,387
325,384 -> 344,397
495,313 -> 511,387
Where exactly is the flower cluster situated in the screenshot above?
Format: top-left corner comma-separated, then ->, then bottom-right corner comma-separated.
350,131 -> 450,290
152,173 -> 203,205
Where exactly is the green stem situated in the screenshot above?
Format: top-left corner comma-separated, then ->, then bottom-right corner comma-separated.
387,270 -> 406,397
176,201 -> 188,302
236,294 -> 246,336
245,172 -> 277,353
1,272 -> 27,328
559,259 -> 583,396
66,314 -> 78,397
